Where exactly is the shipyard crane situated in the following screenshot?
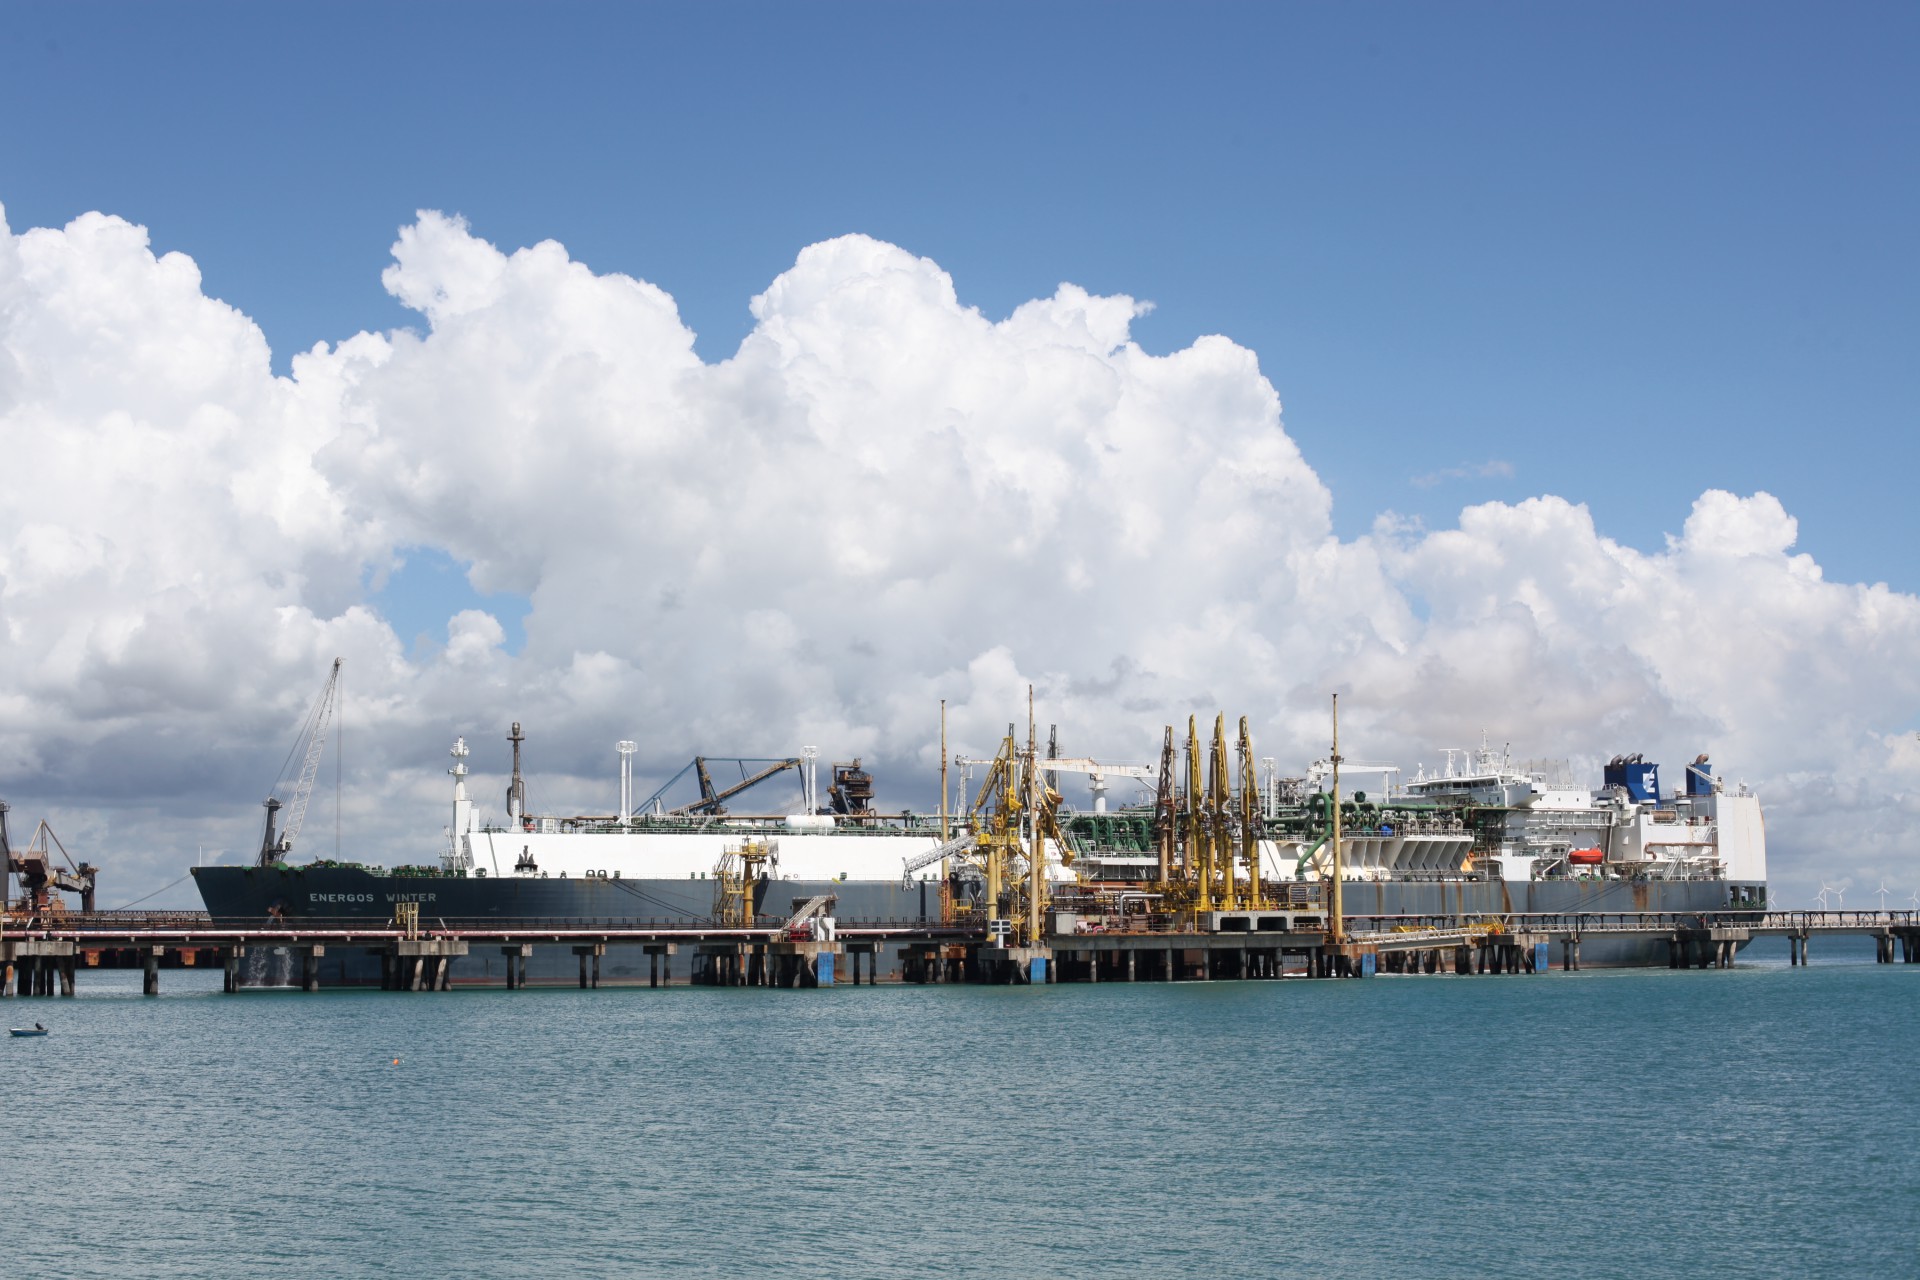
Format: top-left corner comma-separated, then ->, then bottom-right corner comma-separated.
258,658 -> 342,866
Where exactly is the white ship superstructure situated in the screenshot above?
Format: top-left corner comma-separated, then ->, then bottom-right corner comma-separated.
1396,744 -> 1765,884
441,734 -> 950,885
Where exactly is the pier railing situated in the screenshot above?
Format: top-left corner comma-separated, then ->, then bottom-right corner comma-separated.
1343,909 -> 1918,939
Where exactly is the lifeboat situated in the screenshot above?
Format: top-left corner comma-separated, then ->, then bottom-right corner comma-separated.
1568,847 -> 1605,866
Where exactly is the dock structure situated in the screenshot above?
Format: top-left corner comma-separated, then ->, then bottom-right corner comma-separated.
1,908 -> 1916,994
0,915 -> 978,994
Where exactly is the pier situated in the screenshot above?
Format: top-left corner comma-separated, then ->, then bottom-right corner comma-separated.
3,908 -> 1917,994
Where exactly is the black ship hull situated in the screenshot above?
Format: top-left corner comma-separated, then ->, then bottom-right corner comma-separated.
192,864 -> 1760,984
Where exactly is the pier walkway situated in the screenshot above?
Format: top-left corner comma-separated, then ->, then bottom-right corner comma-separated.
3,908 -> 1916,993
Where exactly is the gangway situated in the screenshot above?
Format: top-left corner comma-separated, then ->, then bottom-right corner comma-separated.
902,832 -> 976,886
782,894 -> 839,939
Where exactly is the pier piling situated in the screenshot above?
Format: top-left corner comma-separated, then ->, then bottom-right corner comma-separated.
642,943 -> 676,987
573,944 -> 605,989
501,944 -> 530,989
300,945 -> 324,993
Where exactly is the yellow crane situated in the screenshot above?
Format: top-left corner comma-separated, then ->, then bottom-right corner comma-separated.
950,694 -> 1072,947
712,840 -> 776,927
1238,716 -> 1268,910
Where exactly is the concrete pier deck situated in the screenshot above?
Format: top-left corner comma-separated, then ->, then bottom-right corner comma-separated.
3,908 -> 1914,993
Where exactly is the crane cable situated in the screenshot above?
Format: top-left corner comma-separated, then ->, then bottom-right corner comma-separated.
111,872 -> 194,910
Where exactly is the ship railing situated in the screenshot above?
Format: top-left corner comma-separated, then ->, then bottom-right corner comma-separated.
1342,909 -> 1920,937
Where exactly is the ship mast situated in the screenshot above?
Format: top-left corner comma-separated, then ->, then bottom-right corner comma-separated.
1330,693 -> 1344,944
507,722 -> 526,824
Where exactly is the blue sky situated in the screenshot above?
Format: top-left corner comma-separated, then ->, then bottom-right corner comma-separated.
5,1 -> 1920,904
2,0 -> 1914,630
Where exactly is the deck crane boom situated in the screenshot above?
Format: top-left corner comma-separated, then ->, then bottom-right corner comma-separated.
673,757 -> 802,817
258,658 -> 342,866
630,757 -> 805,818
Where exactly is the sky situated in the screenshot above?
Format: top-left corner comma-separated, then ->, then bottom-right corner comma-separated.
0,1 -> 1915,910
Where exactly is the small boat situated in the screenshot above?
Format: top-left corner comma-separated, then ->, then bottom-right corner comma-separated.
9,1025 -> 48,1037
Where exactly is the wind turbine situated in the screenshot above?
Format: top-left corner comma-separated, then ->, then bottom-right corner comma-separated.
1813,884 -> 1832,910
1876,881 -> 1891,911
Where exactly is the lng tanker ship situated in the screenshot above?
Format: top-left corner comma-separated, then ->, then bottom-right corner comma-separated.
191,722 -> 1768,982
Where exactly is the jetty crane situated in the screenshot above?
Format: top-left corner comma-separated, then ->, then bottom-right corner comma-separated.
944,696 -> 1075,945
1035,756 -> 1155,813
1,802 -> 99,916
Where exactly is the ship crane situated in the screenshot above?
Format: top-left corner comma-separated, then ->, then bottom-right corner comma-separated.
258,658 -> 342,867
635,757 -> 804,818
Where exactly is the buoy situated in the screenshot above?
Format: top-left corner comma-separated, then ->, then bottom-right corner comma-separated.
392,1058 -> 400,1065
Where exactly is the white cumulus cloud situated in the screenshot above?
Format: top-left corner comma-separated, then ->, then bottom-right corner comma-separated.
0,202 -> 1914,908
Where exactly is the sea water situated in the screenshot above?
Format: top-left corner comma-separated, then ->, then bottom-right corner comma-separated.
4,935 -> 1914,1279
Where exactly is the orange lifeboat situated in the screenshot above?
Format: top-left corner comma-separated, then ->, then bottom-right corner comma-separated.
1568,847 -> 1605,866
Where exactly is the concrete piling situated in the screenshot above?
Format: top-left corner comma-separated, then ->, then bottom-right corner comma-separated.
573,944 -> 605,989
501,945 -> 527,989
300,945 -> 324,993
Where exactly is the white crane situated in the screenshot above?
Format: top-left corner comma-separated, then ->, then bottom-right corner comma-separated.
953,747 -> 1155,814
259,659 -> 343,865
1034,757 -> 1155,813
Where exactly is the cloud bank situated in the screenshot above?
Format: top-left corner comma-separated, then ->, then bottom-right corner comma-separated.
1,204 -> 1915,905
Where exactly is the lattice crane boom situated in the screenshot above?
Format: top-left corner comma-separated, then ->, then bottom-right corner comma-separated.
275,658 -> 342,861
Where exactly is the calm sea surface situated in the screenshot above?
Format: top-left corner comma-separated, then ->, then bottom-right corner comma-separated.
6,936 -> 1915,1279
